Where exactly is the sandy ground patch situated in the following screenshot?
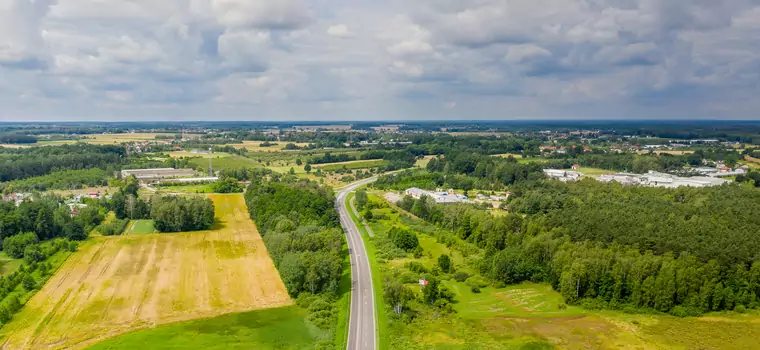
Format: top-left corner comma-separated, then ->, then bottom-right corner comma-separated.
0,194 -> 291,350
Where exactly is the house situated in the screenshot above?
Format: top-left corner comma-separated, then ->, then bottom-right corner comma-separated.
571,164 -> 580,170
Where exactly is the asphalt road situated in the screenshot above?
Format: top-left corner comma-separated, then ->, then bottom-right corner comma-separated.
336,177 -> 377,350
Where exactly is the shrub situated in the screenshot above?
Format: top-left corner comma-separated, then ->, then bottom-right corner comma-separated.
465,276 -> 488,289
2,232 -> 39,259
453,271 -> 470,282
470,286 -> 481,293
23,244 -> 45,263
22,274 -> 36,291
558,303 -> 567,310
669,305 -> 704,318
388,227 -> 419,251
734,305 -> 747,313
437,254 -> 451,273
404,261 -> 429,274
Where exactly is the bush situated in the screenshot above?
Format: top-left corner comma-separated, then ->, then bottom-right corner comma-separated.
404,261 -> 429,274
558,303 -> 567,310
389,227 -> 419,251
22,274 -> 36,291
2,232 -> 39,259
470,286 -> 481,293
465,276 -> 488,289
23,244 -> 45,263
212,177 -> 244,193
668,305 -> 703,317
734,304 -> 747,313
97,218 -> 129,236
437,254 -> 451,273
453,271 -> 470,282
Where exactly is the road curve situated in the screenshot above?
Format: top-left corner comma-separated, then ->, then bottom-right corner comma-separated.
336,177 -> 377,350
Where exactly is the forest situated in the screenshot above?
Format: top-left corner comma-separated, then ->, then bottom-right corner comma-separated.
393,179 -> 760,316
244,177 -> 344,333
0,144 -> 125,182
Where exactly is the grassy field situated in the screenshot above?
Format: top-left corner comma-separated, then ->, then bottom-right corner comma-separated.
188,155 -> 262,171
0,194 -> 291,349
87,305 -> 328,350
127,220 -> 157,234
575,167 -> 615,176
0,252 -> 22,277
359,192 -> 760,349
316,159 -> 387,171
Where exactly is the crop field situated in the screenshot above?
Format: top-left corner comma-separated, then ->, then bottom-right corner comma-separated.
0,194 -> 291,349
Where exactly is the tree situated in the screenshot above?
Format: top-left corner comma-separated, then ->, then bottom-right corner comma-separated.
438,254 -> 451,273
296,159 -> 303,166
389,227 -> 419,251
212,177 -> 243,193
3,232 -> 39,259
34,205 -> 55,240
363,208 -> 373,221
22,274 -> 36,291
355,190 -> 368,210
289,167 -> 295,175
384,279 -> 414,315
423,277 -> 440,304
304,164 -> 312,173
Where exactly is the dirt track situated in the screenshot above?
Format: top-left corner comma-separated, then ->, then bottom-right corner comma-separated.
0,194 -> 291,350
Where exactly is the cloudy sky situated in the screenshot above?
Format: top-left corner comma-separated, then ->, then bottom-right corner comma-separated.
1,0 -> 759,121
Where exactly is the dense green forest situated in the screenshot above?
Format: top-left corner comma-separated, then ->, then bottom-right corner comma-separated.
0,169 -> 110,192
0,144 -> 124,182
244,177 -> 344,341
0,134 -> 37,144
392,179 -> 760,316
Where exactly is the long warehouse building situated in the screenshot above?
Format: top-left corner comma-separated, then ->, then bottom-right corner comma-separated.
120,168 -> 198,182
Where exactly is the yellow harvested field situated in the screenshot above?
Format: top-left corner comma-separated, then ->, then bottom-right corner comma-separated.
0,194 -> 291,350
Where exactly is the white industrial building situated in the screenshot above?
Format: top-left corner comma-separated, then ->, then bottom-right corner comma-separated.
543,169 -> 582,182
405,187 -> 470,203
599,171 -> 730,188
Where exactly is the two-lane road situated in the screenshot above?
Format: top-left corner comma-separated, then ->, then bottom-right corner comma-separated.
336,177 -> 377,350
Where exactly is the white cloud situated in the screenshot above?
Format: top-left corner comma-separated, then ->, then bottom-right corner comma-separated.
0,0 -> 760,120
326,24 -> 350,38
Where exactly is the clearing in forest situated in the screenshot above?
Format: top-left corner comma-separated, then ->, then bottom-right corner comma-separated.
0,194 -> 291,350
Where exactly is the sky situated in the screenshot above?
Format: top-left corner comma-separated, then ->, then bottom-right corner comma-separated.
0,0 -> 759,121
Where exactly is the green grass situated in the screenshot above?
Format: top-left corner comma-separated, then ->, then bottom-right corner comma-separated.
188,155 -> 262,171
317,160 -> 387,172
576,167 -> 615,176
0,252 -> 22,277
127,220 -> 156,234
88,306 -> 327,350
